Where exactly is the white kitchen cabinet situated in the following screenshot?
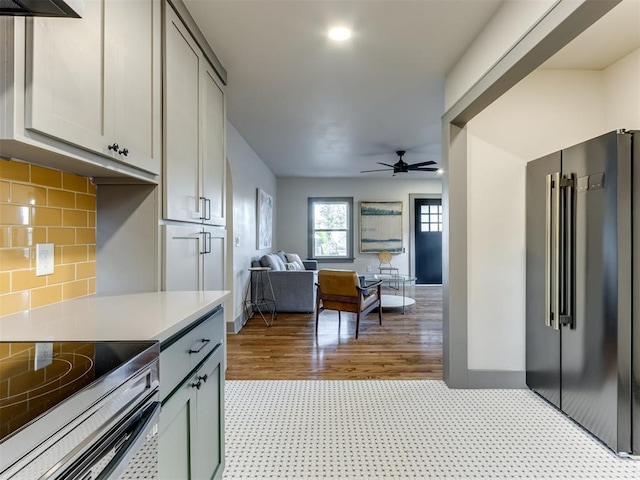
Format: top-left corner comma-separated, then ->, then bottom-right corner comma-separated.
159,307 -> 225,480
163,224 -> 225,291
164,4 -> 226,226
27,0 -> 160,175
0,1 -> 160,182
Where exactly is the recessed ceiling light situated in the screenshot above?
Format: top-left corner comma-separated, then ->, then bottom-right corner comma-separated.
437,168 -> 444,175
328,27 -> 351,41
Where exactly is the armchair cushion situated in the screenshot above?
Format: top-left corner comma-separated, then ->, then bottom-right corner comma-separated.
315,269 -> 382,338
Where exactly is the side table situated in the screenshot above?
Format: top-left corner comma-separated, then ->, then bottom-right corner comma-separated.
243,267 -> 277,326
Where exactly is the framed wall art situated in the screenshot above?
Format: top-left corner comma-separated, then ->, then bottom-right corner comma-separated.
257,188 -> 273,249
359,201 -> 403,253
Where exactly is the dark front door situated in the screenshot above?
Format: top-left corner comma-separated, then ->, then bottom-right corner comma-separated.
414,198 -> 442,284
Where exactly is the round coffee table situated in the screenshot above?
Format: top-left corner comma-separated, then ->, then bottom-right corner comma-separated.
380,294 -> 416,310
362,274 -> 416,313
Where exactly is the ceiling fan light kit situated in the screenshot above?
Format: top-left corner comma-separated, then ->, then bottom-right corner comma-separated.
360,150 -> 438,175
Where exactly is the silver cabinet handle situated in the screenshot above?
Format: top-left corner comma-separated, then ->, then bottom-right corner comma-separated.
199,197 -> 207,220
188,338 -> 210,354
205,197 -> 212,221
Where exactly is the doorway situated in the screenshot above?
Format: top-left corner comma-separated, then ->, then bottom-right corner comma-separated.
414,197 -> 442,284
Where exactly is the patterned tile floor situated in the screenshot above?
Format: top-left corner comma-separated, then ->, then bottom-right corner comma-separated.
223,380 -> 640,479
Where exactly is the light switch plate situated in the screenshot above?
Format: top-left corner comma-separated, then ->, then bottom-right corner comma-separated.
36,243 -> 54,276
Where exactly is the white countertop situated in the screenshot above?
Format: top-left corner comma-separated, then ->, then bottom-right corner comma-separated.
0,291 -> 230,343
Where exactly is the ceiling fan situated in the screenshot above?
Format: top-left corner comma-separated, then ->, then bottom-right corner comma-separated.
360,150 -> 438,175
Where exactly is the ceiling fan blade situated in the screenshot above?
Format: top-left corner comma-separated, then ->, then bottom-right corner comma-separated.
408,167 -> 439,171
408,160 -> 436,167
377,162 -> 396,168
361,168 -> 393,173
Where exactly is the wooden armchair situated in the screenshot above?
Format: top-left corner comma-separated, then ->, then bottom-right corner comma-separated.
315,269 -> 382,339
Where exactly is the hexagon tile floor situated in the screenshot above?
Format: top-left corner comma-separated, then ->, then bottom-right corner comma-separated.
223,380 -> 640,479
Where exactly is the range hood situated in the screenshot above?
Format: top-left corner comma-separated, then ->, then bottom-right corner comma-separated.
0,0 -> 83,17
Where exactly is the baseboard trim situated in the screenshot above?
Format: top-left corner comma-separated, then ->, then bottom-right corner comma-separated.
226,312 -> 246,334
467,369 -> 526,389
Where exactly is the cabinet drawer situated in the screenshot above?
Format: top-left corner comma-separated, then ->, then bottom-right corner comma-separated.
160,307 -> 224,400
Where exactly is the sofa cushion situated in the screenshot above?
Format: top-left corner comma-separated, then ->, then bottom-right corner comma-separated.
275,250 -> 288,264
260,253 -> 285,271
285,252 -> 305,270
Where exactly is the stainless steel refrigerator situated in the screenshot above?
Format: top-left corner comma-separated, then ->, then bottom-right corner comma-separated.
526,129 -> 639,456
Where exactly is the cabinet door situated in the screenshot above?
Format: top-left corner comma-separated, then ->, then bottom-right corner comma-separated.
194,346 -> 225,480
164,6 -> 203,223
201,64 -> 226,226
105,0 -> 160,174
164,225 -> 203,291
159,375 -> 197,480
27,0 -> 106,151
202,227 -> 225,291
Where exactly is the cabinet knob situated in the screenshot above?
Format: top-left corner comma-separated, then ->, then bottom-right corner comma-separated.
198,374 -> 209,384
118,147 -> 129,156
192,379 -> 203,390
108,143 -> 120,151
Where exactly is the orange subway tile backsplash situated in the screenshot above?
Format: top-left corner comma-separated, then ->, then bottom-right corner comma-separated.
47,189 -> 75,209
62,172 -> 88,193
0,182 -> 10,203
12,184 -> 47,206
0,160 -> 96,315
62,209 -> 87,227
30,285 -> 63,308
0,160 -> 29,182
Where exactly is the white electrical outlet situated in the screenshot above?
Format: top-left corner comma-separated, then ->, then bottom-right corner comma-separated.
366,265 -> 373,273
34,342 -> 53,370
36,243 -> 54,276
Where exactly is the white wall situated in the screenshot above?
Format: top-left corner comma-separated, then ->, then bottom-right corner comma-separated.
276,177 -> 442,275
445,0 -> 556,110
465,48 -> 639,372
603,49 -> 640,131
227,121 -> 277,325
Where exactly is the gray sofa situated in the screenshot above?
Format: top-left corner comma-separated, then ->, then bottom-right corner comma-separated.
251,251 -> 318,313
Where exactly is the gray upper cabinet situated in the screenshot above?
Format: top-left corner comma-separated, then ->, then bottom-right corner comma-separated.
163,224 -> 225,292
27,0 -> 161,175
164,4 -> 226,226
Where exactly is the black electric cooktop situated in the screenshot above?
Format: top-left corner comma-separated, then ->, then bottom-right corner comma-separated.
0,341 -> 157,443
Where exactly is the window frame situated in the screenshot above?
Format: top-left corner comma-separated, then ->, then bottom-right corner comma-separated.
307,197 -> 354,262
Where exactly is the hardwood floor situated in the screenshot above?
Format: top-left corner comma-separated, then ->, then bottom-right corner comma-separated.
226,285 -> 443,380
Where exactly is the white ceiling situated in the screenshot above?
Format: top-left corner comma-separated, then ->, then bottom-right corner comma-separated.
184,0 -> 640,179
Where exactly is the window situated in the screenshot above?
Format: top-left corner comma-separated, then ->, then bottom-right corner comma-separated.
308,197 -> 353,261
420,204 -> 442,232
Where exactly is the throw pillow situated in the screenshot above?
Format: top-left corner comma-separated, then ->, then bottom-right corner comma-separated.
285,252 -> 305,270
284,262 -> 300,271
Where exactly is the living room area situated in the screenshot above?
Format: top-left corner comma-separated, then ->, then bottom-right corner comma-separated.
226,133 -> 444,379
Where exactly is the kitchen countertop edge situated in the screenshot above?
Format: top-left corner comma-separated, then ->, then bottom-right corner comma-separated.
0,291 -> 231,343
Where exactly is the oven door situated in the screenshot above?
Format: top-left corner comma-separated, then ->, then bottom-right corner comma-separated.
56,396 -> 160,480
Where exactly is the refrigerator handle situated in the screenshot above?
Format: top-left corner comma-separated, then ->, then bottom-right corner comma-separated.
552,172 -> 561,331
545,173 -> 561,329
561,174 -> 574,328
545,174 -> 552,328
544,172 -> 561,330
